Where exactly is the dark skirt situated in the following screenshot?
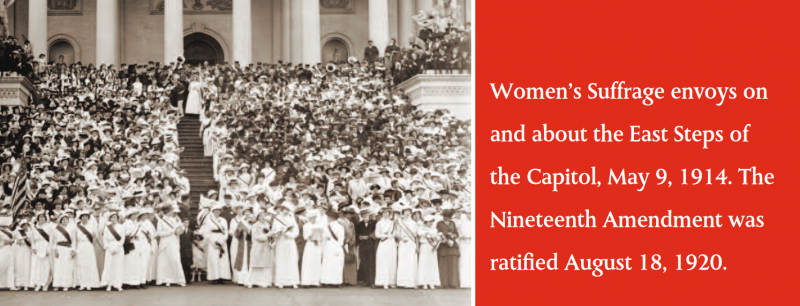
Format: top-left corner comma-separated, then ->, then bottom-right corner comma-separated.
438,255 -> 460,289
343,258 -> 358,285
357,242 -> 377,286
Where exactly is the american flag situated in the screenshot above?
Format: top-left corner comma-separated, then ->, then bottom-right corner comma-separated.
10,165 -> 31,222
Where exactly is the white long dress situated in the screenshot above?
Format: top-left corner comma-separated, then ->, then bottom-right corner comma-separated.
395,218 -> 419,288
100,224 -> 124,289
245,222 -> 273,287
300,222 -> 323,286
29,226 -> 51,288
320,221 -> 345,285
229,217 -> 250,284
122,221 -> 143,286
374,219 -> 398,286
143,220 -> 158,282
74,223 -> 100,288
186,81 -> 203,114
272,215 -> 300,287
0,229 -> 14,288
416,225 -> 441,287
459,218 -> 472,288
201,215 -> 231,281
156,216 -> 186,285
52,226 -> 76,289
13,229 -> 32,288
137,220 -> 153,284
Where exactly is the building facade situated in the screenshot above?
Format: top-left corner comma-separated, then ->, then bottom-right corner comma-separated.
6,0 -> 471,66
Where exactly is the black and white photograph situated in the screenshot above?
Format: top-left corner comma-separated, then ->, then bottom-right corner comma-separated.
0,0 -> 472,305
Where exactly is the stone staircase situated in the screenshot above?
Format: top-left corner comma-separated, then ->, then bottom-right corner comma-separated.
177,114 -> 217,218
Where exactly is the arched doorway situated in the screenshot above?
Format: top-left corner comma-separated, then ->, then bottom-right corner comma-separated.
184,33 -> 224,65
322,38 -> 349,64
48,40 -> 75,65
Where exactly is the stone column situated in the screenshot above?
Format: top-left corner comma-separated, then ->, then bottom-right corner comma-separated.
398,0 -> 415,47
369,0 -> 390,56
272,0 -> 282,62
416,0 -> 434,32
301,0 -> 321,64
281,0 -> 291,61
290,0 -> 303,64
232,0 -> 253,66
164,0 -> 184,65
96,0 -> 120,66
28,0 -> 48,60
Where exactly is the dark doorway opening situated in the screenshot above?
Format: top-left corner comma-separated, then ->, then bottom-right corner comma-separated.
184,33 -> 224,66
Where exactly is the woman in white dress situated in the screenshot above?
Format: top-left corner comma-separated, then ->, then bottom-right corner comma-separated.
156,205 -> 186,286
272,203 -> 300,289
395,207 -> 419,288
122,209 -> 143,288
300,210 -> 323,287
13,220 -> 32,290
416,215 -> 441,289
246,210 -> 274,288
75,211 -> 100,290
141,209 -> 158,285
201,203 -> 231,284
52,214 -> 75,291
320,210 -> 345,286
136,211 -> 153,286
374,208 -> 398,289
101,211 -> 124,292
29,213 -> 51,291
229,204 -> 250,285
185,74 -> 204,115
0,214 -> 16,290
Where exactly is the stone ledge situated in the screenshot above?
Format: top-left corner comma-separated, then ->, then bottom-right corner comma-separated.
396,74 -> 473,120
0,77 -> 35,106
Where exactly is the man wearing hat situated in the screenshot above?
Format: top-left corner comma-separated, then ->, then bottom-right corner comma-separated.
355,208 -> 378,287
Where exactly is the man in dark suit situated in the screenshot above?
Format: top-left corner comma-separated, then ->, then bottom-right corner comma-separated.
169,74 -> 188,114
364,40 -> 379,63
178,195 -> 194,284
356,211 -> 378,287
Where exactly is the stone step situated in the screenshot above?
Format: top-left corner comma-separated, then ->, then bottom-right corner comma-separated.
181,158 -> 214,164
180,151 -> 208,157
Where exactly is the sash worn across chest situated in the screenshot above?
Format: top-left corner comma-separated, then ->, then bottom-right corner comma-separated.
327,224 -> 339,241
56,225 -> 72,247
209,217 -> 224,233
107,224 -> 122,241
76,223 -> 93,244
0,228 -> 13,240
35,227 -> 50,242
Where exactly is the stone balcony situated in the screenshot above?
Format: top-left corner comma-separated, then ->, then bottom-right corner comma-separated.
0,76 -> 35,107
396,73 -> 472,120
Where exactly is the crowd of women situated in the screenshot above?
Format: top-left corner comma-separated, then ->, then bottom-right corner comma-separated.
0,9 -> 472,292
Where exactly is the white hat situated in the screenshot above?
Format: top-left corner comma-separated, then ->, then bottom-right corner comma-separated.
211,203 -> 225,211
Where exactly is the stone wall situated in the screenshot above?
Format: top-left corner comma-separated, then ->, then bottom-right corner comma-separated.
8,0 -> 468,66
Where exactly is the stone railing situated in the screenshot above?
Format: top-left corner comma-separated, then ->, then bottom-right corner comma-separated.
396,73 -> 472,120
0,76 -> 35,106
